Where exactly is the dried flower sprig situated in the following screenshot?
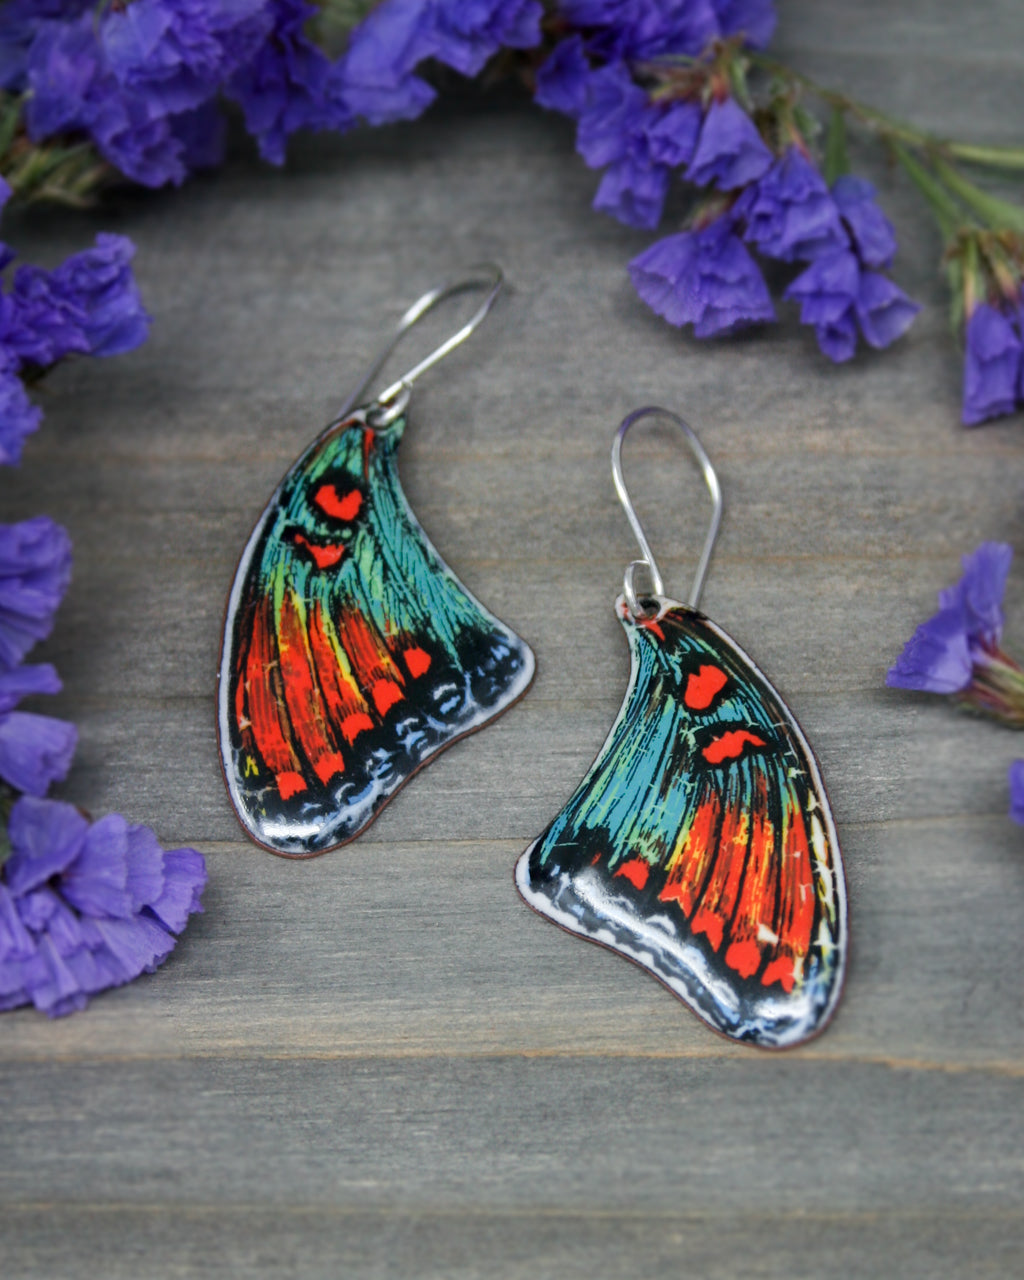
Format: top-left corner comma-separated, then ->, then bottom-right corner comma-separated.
2,2 -> 1022,424
0,165 -> 205,1018
887,542 -> 1024,823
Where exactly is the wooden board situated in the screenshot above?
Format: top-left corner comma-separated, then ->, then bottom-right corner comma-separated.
2,3 -> 1023,1274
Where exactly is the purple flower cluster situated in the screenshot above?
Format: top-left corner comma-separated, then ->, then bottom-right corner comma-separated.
8,0 -> 546,180
558,0 -> 776,60
888,542 -> 1024,824
0,179 -> 151,465
534,18 -> 918,357
887,542 -> 1011,696
0,145 -> 203,1018
961,300 -> 1024,427
0,797 -> 206,1016
338,0 -> 542,128
0,506 -> 206,1018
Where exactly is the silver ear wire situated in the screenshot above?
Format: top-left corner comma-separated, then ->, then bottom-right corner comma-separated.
611,406 -> 723,615
335,264 -> 504,424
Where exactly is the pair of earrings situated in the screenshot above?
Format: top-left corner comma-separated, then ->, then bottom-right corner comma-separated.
217,268 -> 847,1050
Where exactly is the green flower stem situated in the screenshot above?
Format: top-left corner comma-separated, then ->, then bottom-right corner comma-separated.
945,142 -> 1024,172
823,105 -> 849,184
931,155 -> 1024,234
748,52 -> 1024,173
890,142 -> 964,242
960,652 -> 1024,728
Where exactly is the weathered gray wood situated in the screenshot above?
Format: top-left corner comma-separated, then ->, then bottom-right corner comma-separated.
2,2 -> 1023,1276
3,1206 -> 1023,1280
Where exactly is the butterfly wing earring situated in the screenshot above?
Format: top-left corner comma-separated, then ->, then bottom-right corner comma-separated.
218,266 -> 535,856
516,407 -> 846,1048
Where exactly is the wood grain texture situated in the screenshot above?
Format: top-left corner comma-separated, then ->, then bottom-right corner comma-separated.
2,2 -> 1024,1275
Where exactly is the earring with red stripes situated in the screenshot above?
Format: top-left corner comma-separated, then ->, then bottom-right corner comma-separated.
515,406 -> 847,1049
217,266 -> 534,856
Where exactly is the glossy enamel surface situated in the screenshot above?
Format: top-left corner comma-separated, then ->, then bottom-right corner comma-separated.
219,409 -> 535,855
516,596 -> 845,1048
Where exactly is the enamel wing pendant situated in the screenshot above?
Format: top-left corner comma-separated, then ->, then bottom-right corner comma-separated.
515,408 -> 846,1048
218,269 -> 534,856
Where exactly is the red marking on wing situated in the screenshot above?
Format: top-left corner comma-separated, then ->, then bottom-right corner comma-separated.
761,956 -> 796,992
639,616 -> 665,641
372,679 -> 403,716
307,602 -> 368,729
724,773 -> 778,980
660,792 -> 721,916
341,711 -> 374,744
275,771 -> 307,800
403,646 -> 432,678
615,858 -> 650,891
313,752 -> 346,785
761,799 -> 815,993
724,939 -> 762,979
362,428 -> 374,481
689,803 -> 749,953
277,591 -> 345,786
293,532 -> 345,569
684,664 -> 728,711
339,608 -> 405,695
702,729 -> 765,764
242,596 -> 302,785
315,485 -> 362,522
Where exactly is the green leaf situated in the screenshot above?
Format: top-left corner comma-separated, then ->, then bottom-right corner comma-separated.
823,107 -> 848,185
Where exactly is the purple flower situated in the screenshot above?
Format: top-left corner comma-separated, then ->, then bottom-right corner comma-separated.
49,234 -> 151,359
629,218 -> 775,337
573,63 -> 668,227
0,369 -> 43,466
3,263 -> 90,367
645,101 -> 702,169
167,101 -> 227,171
1,235 -> 150,369
832,175 -> 897,270
0,0 -> 93,93
571,64 -> 702,230
341,0 -> 541,126
23,13 -> 102,140
426,0 -> 543,78
1009,760 -> 1024,826
90,90 -> 190,188
0,517 -> 71,670
887,542 -> 1011,694
575,61 -> 647,168
785,249 -> 918,362
534,34 -> 591,115
25,13 -> 188,187
337,0 -> 438,125
558,0 -> 721,60
101,0 -> 270,116
0,664 -> 76,796
961,303 -> 1023,427
712,0 -> 777,47
230,0 -> 352,165
737,148 -> 847,262
685,97 -> 772,192
594,156 -> 669,229
0,796 -> 207,1016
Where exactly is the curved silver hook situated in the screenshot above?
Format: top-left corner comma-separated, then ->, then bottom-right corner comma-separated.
335,263 -> 504,425
611,406 -> 723,615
